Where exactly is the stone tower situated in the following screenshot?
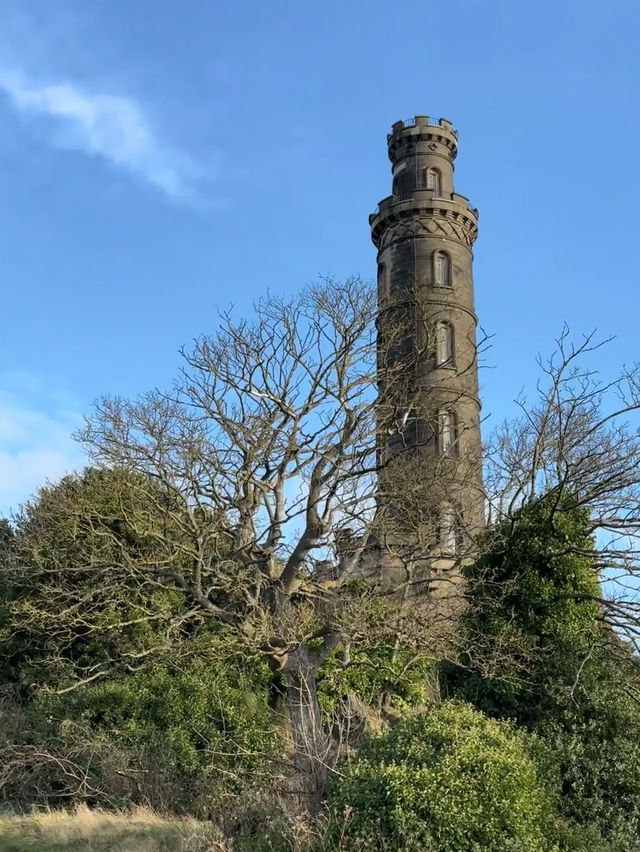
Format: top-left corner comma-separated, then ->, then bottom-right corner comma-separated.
369,116 -> 483,574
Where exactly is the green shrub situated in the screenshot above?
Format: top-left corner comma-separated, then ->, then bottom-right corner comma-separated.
441,494 -> 601,728
42,655 -> 272,777
316,643 -> 432,718
0,468 -> 283,817
328,701 -> 556,851
0,468 -> 198,689
2,649 -> 278,817
440,494 -> 640,848
538,708 -> 640,851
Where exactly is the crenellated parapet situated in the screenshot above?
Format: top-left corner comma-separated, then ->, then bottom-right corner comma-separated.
387,116 -> 459,164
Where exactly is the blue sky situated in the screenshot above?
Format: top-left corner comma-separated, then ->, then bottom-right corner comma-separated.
1,0 -> 639,513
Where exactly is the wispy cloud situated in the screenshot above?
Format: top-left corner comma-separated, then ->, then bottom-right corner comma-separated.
0,378 -> 86,515
0,72 -> 201,199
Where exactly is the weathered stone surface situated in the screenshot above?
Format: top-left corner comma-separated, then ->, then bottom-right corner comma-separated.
371,117 -> 484,572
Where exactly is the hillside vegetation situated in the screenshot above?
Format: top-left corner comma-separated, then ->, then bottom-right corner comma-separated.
2,286 -> 640,849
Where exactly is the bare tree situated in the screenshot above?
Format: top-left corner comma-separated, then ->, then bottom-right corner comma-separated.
27,277 -> 453,810
483,327 -> 640,650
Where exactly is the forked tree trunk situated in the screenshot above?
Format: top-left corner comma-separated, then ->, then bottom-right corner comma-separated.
284,647 -> 330,814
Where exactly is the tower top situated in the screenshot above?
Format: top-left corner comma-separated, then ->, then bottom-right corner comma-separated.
387,115 -> 458,164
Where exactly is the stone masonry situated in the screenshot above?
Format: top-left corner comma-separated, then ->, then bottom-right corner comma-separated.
370,116 -> 484,575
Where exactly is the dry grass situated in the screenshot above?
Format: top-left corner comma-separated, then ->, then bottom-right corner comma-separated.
0,804 -> 229,851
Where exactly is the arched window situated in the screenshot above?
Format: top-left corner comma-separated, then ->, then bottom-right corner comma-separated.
438,408 -> 458,456
383,409 -> 421,462
377,263 -> 388,299
439,502 -> 459,554
426,167 -> 442,196
434,251 -> 451,286
402,416 -> 418,447
435,321 -> 455,367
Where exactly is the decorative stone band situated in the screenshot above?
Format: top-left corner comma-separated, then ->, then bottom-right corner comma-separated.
370,193 -> 478,250
371,208 -> 478,251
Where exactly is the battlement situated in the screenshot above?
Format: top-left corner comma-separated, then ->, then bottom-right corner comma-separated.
387,115 -> 459,164
390,116 -> 458,138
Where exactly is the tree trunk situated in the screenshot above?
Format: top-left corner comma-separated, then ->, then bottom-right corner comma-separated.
284,647 -> 329,814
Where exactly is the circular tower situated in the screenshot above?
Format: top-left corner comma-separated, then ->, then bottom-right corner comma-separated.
370,116 -> 484,568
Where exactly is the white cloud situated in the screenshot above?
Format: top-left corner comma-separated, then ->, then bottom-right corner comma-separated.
0,384 -> 86,516
0,71 -> 200,199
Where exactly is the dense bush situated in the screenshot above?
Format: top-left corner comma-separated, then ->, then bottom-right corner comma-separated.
441,495 -> 601,727
537,700 -> 640,851
0,469 -> 285,816
316,642 -> 433,718
1,649 -> 277,816
0,468 -> 197,689
49,656 -> 271,775
328,701 -> 556,852
441,494 -> 640,849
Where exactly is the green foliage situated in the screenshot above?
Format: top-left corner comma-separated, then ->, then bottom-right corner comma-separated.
0,468 -> 200,689
3,648 -> 276,815
329,701 -> 556,852
0,468 -> 283,816
441,493 -> 640,849
316,643 -> 432,718
0,517 -> 13,559
536,693 -> 640,851
312,591 -> 437,722
229,799 -> 303,852
442,493 -> 601,727
476,497 -> 600,636
39,652 -> 272,775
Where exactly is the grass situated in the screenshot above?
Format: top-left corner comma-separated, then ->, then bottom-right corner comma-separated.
0,804 -> 229,851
